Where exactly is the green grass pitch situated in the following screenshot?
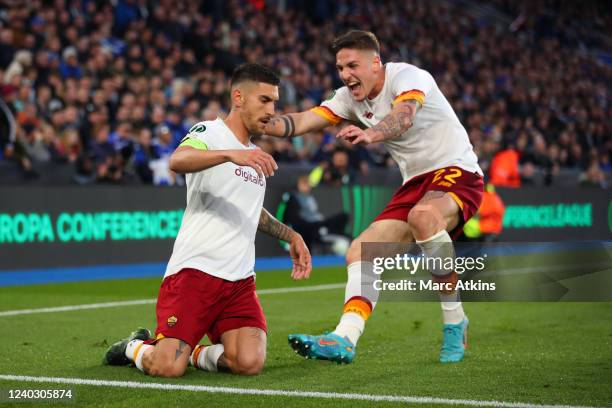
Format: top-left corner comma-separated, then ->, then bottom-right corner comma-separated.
0,266 -> 611,407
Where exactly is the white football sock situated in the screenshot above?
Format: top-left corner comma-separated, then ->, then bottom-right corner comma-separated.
416,230 -> 466,325
441,301 -> 465,325
332,262 -> 377,345
125,339 -> 153,372
192,344 -> 224,372
125,339 -> 142,361
342,261 -> 378,306
333,312 -> 364,345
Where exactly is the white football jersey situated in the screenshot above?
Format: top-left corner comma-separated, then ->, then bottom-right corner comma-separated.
164,118 -> 266,281
311,62 -> 482,182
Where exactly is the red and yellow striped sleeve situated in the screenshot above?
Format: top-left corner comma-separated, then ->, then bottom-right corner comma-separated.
392,89 -> 425,107
309,106 -> 343,126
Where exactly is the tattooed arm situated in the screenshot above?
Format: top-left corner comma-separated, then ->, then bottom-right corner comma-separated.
264,110 -> 331,138
258,207 -> 296,242
336,100 -> 421,145
369,100 -> 420,141
258,208 -> 312,279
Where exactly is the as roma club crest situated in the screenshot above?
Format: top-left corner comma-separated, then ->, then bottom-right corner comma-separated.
167,316 -> 178,327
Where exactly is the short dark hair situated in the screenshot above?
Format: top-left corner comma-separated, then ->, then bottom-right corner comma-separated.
230,63 -> 280,88
330,30 -> 380,55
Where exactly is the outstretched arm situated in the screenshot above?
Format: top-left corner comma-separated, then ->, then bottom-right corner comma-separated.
264,110 -> 333,138
258,208 -> 312,279
170,146 -> 278,177
336,100 -> 421,145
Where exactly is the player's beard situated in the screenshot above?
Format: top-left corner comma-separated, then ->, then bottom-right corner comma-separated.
241,111 -> 264,137
249,127 -> 263,137
247,119 -> 265,137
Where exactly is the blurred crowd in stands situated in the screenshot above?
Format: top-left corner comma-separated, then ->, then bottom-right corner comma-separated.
0,0 -> 609,187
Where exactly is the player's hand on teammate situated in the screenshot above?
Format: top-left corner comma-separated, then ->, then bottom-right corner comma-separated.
336,125 -> 374,145
289,233 -> 312,280
228,149 -> 278,178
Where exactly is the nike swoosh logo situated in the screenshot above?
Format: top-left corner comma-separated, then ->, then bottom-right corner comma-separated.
318,339 -> 339,346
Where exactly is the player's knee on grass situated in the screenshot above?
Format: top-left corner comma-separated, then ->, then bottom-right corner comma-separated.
236,351 -> 265,375
223,347 -> 265,376
221,327 -> 266,376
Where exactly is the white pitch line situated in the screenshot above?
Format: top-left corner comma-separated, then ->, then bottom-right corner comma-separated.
0,299 -> 156,317
0,283 -> 345,317
0,375 -> 599,408
258,283 -> 345,295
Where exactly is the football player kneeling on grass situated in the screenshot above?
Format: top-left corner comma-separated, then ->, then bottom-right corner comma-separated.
103,63 -> 311,377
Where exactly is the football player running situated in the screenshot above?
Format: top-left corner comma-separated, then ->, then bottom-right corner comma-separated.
265,30 -> 483,364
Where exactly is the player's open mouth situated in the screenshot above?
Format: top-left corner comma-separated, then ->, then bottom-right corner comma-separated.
348,81 -> 361,93
260,117 -> 271,125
